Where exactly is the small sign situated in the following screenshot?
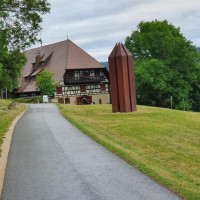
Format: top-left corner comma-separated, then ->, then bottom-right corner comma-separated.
43,95 -> 49,103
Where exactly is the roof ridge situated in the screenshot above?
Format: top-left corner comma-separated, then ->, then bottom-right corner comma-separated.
66,39 -> 69,69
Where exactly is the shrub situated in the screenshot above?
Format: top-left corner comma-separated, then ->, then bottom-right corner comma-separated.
29,96 -> 43,103
11,96 -> 43,103
11,98 -> 30,103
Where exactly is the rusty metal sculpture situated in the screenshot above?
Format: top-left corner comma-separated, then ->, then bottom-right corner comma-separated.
108,43 -> 137,112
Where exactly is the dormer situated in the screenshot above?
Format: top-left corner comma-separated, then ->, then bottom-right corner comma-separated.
32,51 -> 42,72
35,51 -> 41,67
31,51 -> 53,74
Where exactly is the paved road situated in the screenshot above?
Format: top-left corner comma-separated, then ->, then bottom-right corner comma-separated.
2,104 -> 182,200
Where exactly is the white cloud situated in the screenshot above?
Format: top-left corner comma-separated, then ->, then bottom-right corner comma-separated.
87,47 -> 112,62
32,0 -> 200,61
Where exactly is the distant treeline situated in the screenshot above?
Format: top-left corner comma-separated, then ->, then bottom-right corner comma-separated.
101,62 -> 109,69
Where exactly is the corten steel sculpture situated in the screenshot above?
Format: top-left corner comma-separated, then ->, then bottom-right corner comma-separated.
108,43 -> 137,112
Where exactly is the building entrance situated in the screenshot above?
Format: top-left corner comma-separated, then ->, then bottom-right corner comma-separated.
76,96 -> 92,105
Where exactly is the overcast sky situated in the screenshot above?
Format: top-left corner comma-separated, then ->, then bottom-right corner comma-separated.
35,0 -> 200,62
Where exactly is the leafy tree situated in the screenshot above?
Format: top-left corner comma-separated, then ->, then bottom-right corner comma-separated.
36,70 -> 58,96
190,63 -> 200,111
134,59 -> 169,107
0,50 -> 27,91
125,20 -> 200,111
0,32 -> 26,92
0,0 -> 51,50
0,0 -> 50,94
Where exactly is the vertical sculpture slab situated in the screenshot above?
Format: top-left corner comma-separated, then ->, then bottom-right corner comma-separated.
108,43 -> 137,112
109,45 -> 119,112
124,45 -> 137,111
116,44 -> 131,112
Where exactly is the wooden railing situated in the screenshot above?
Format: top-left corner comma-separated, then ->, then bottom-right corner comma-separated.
64,76 -> 105,85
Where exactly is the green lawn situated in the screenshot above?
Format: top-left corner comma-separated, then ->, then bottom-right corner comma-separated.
0,100 -> 26,155
58,104 -> 200,200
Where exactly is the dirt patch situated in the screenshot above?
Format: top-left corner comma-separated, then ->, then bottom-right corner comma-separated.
0,107 -> 27,198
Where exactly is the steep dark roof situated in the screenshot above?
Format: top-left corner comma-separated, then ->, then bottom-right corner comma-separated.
17,39 -> 105,93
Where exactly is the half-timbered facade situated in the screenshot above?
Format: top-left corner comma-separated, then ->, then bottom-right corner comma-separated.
15,39 -> 110,104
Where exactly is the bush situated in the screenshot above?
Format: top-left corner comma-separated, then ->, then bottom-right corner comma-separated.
29,96 -> 43,103
11,98 -> 30,103
11,96 -> 43,103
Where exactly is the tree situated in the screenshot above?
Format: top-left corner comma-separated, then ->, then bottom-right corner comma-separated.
0,49 -> 27,92
0,32 -> 27,92
0,0 -> 51,50
125,20 -> 200,111
0,0 -> 50,95
36,70 -> 58,96
134,59 -> 169,107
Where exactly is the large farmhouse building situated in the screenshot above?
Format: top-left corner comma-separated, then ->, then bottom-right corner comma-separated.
15,39 -> 110,104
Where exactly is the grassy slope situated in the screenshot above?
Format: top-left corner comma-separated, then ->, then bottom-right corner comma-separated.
58,104 -> 200,200
0,100 -> 26,155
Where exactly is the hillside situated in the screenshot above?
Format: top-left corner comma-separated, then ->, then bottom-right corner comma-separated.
100,62 -> 109,70
58,104 -> 200,200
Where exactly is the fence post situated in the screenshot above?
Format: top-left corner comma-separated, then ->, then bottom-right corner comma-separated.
183,98 -> 185,111
1,90 -> 3,99
170,96 -> 173,109
6,88 -> 7,101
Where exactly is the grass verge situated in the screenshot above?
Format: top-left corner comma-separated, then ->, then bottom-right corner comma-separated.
0,100 -> 26,156
58,104 -> 200,200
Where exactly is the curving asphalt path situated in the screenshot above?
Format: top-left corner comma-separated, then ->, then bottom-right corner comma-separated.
2,104 -> 182,200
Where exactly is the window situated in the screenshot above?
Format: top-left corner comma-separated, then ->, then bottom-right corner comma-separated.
74,71 -> 79,78
84,70 -> 89,77
76,97 -> 82,105
80,85 -> 86,92
32,76 -> 36,81
57,86 -> 62,94
80,70 -> 84,77
20,93 -> 27,97
65,98 -> 70,104
100,84 -> 106,91
76,96 -> 92,105
95,69 -> 100,76
58,98 -> 64,104
87,96 -> 92,104
90,70 -> 94,77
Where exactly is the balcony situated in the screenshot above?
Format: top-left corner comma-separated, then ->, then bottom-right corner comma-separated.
64,76 -> 105,85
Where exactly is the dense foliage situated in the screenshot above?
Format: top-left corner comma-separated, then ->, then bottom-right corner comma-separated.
0,33 -> 27,91
125,20 -> 200,111
0,0 -> 50,49
36,70 -> 58,96
0,0 -> 50,93
12,96 -> 43,103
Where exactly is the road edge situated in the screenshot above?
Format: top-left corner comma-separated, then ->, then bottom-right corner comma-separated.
0,105 -> 28,198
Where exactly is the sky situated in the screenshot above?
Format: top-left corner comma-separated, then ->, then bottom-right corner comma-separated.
34,0 -> 200,62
